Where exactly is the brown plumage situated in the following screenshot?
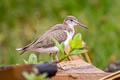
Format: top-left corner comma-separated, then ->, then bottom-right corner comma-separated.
18,24 -> 71,55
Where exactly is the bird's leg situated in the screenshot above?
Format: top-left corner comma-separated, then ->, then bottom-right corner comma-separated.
55,52 -> 64,70
49,53 -> 53,61
55,52 -> 59,61
37,53 -> 40,62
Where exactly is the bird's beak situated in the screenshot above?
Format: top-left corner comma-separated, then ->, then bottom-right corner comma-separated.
77,22 -> 88,29
75,21 -> 88,29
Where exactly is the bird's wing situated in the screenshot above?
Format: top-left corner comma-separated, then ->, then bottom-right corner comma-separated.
33,29 -> 67,48
22,37 -> 39,50
21,24 -> 67,50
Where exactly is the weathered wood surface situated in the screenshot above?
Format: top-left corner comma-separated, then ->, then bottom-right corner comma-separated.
51,59 -> 110,80
0,64 -> 33,80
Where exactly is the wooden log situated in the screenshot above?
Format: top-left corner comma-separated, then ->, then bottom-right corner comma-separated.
52,59 -> 110,80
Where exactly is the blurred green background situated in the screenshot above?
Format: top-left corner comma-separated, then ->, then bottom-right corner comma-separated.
0,0 -> 120,70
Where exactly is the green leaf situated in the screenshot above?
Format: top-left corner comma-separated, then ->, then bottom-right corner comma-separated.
74,33 -> 82,40
51,37 -> 64,56
23,68 -> 49,80
28,53 -> 38,64
69,33 -> 82,50
60,54 -> 71,61
60,42 -> 65,56
23,59 -> 28,64
23,72 -> 35,80
71,50 -> 88,55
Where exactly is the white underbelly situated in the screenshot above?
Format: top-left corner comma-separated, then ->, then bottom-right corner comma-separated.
32,46 -> 59,53
64,30 -> 74,46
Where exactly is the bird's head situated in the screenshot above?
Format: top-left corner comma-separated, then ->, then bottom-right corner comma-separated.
64,16 -> 88,29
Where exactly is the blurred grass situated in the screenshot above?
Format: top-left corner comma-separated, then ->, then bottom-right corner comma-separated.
0,0 -> 120,70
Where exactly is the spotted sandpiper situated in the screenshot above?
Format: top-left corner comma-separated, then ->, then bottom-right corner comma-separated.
16,16 -> 88,55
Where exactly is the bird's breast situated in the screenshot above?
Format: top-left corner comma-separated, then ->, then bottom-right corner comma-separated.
64,28 -> 75,46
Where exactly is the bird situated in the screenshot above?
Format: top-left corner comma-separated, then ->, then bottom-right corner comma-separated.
16,16 -> 88,57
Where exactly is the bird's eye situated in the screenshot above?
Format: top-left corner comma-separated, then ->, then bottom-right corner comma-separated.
70,20 -> 73,21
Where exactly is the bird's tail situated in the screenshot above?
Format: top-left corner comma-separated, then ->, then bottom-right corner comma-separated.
16,48 -> 23,51
16,48 -> 26,55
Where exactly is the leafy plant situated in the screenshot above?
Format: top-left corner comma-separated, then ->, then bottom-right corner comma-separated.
52,33 -> 88,63
23,53 -> 38,64
23,68 -> 49,80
